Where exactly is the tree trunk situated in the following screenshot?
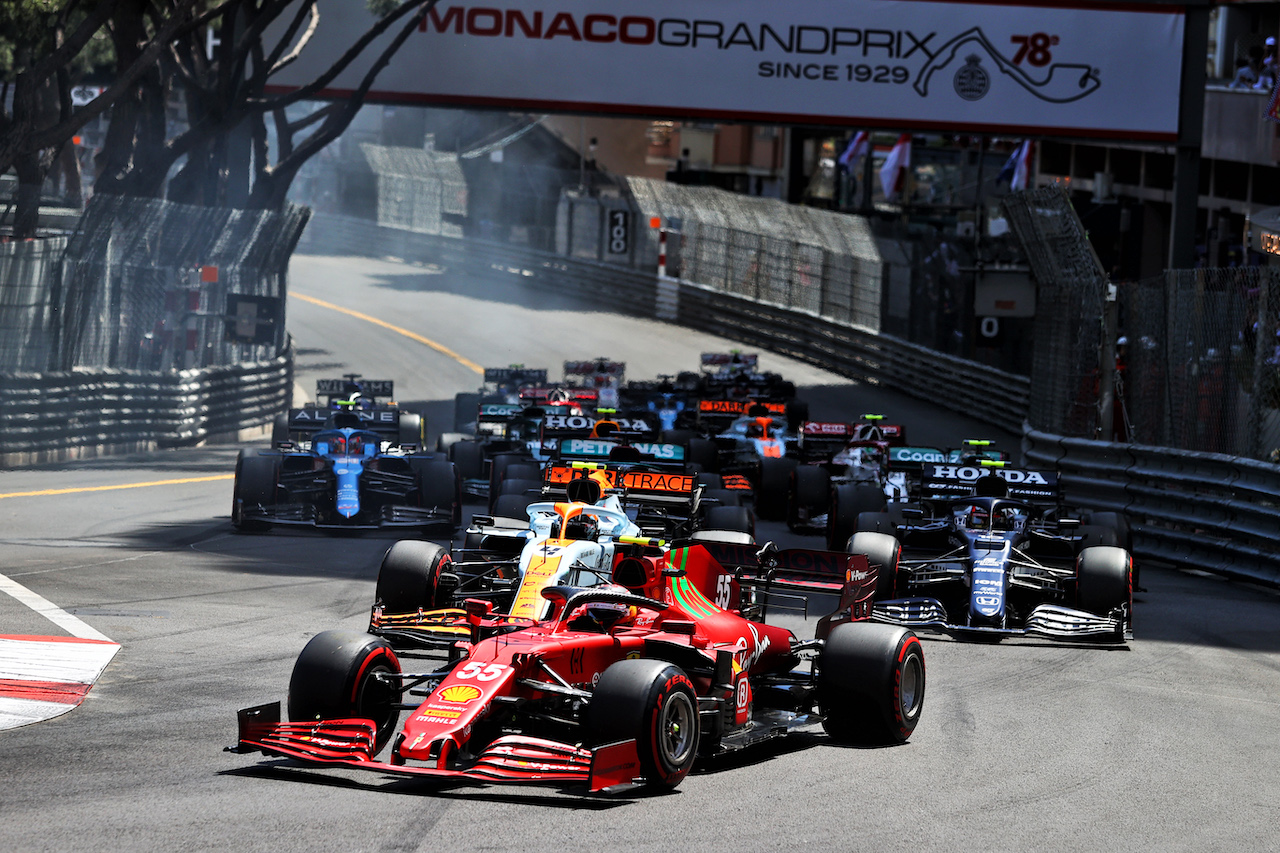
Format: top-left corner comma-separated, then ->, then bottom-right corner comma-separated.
12,151 -> 44,238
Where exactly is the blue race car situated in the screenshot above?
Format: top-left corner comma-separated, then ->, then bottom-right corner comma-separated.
233,411 -> 459,534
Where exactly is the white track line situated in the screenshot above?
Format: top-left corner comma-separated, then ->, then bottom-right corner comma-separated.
0,572 -> 112,641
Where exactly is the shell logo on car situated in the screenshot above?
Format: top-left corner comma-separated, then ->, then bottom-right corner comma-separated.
439,684 -> 482,704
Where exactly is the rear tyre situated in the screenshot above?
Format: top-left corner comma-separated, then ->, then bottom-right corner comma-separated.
398,413 -> 424,449
849,531 -> 902,600
454,392 -> 481,432
818,622 -> 924,745
412,458 -> 460,528
828,483 -> 887,549
785,399 -> 809,431
448,439 -> 484,481
702,505 -> 754,537
271,413 -> 291,447
496,478 -> 540,500
756,457 -> 797,520
375,540 -> 452,613
1076,545 -> 1131,616
700,488 -> 741,512
288,630 -> 402,755
686,438 -> 719,473
232,451 -> 278,532
588,660 -> 699,789
787,465 -> 831,531
492,493 -> 535,522
487,453 -> 526,511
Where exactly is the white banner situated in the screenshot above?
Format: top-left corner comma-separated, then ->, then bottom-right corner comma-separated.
268,0 -> 1185,140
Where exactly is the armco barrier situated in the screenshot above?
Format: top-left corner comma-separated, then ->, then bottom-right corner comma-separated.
0,352 -> 292,467
1023,423 -> 1280,585
299,214 -> 1029,434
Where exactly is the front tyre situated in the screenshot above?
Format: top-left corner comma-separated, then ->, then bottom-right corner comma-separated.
288,630 -> 403,755
376,540 -> 452,613
818,622 -> 924,745
588,659 -> 699,789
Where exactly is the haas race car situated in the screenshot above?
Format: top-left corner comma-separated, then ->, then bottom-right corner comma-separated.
231,538 -> 925,793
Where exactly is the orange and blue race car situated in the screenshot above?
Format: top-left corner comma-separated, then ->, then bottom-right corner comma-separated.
231,538 -> 925,793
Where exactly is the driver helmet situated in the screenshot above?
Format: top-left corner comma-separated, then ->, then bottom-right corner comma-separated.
966,505 -> 990,529
563,514 -> 600,541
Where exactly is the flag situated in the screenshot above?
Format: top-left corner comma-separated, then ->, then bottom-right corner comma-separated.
837,131 -> 869,170
998,140 -> 1035,191
878,134 -> 912,201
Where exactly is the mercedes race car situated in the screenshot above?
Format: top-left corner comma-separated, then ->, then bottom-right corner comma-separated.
232,537 -> 925,793
859,462 -> 1132,643
232,412 -> 460,534
275,375 -> 424,451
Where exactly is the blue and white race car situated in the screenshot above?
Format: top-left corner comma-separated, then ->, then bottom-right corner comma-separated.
858,462 -> 1132,643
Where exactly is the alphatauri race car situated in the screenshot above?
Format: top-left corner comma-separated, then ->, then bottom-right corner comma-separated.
231,537 -> 925,793
859,462 -> 1132,643
232,412 -> 459,534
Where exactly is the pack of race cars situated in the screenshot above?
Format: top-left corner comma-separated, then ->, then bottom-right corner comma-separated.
228,355 -> 1134,794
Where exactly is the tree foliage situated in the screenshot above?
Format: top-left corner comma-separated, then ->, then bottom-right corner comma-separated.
0,0 -> 437,237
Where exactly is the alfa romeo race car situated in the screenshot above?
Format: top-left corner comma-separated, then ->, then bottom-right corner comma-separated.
859,461 -> 1132,643
232,537 -> 925,793
232,412 -> 460,534
274,376 -> 424,451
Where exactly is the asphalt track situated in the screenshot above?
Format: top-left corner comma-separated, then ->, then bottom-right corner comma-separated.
2,252 -> 1279,852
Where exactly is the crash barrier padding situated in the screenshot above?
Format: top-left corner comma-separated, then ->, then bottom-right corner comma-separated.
0,352 -> 292,467
1023,422 -> 1280,586
298,213 -> 1030,434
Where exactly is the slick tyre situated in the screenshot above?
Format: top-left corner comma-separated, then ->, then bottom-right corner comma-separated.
787,465 -> 831,531
756,457 -> 797,520
288,630 -> 403,755
232,451 -> 278,532
700,488 -> 742,512
447,439 -> 484,481
271,413 -> 291,447
589,659 -> 699,789
818,622 -> 924,745
702,505 -> 755,538
375,539 -> 452,613
849,531 -> 902,600
454,392 -> 481,431
491,493 -> 535,522
398,413 -> 424,449
412,458 -> 460,528
1076,545 -> 1131,616
829,483 -> 887,548
686,438 -> 719,473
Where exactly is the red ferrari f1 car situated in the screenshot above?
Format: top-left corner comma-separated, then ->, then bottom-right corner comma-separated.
232,539 -> 925,793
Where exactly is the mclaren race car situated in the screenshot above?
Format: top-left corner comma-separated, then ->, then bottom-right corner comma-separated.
232,538 -> 925,793
232,412 -> 459,533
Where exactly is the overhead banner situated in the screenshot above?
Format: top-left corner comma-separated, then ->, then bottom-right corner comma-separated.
267,0 -> 1186,140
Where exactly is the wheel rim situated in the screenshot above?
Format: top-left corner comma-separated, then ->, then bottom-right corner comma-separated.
899,651 -> 924,720
659,690 -> 697,768
357,663 -> 399,747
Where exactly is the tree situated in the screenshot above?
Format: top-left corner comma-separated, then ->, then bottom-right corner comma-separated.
0,0 -> 438,237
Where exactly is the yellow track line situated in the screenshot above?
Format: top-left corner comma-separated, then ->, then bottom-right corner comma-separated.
0,475 -> 233,500
293,292 -> 484,374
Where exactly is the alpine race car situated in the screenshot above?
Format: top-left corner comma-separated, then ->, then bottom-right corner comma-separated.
274,375 -> 424,451
859,461 -> 1132,643
232,411 -> 460,533
231,538 -> 925,793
